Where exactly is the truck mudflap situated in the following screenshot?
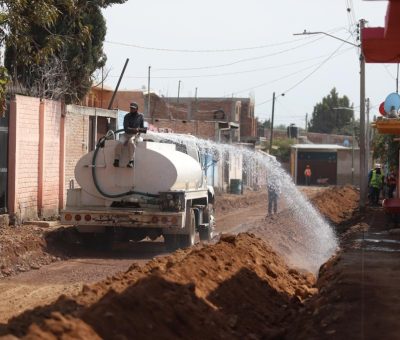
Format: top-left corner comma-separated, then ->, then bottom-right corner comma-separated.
61,209 -> 184,229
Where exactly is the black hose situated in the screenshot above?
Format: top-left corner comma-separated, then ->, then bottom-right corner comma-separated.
91,130 -> 159,199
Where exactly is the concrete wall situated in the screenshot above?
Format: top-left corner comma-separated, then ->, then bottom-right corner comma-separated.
337,149 -> 360,186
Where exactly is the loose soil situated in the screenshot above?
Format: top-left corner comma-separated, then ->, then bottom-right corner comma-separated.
0,188 -> 362,339
3,185 -> 396,339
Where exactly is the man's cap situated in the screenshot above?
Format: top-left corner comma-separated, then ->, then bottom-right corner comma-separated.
130,102 -> 139,109
375,163 -> 381,169
306,165 -> 310,167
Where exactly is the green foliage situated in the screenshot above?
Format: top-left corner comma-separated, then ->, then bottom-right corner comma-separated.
0,0 -> 127,103
372,133 -> 400,168
0,66 -> 9,114
308,88 -> 353,135
270,138 -> 295,163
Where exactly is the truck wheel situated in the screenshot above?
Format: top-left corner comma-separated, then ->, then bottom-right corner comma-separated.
164,234 -> 179,252
179,210 -> 195,248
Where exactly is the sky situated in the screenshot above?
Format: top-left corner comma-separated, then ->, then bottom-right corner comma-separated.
102,0 -> 394,128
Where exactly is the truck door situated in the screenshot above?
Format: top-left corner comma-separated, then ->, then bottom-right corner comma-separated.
0,101 -> 8,213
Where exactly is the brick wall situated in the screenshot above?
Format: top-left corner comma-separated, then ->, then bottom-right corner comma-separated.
14,96 -> 41,219
42,100 -> 61,216
64,110 -> 89,191
9,95 -> 62,220
64,105 -> 117,196
83,88 -> 145,113
152,119 -> 217,140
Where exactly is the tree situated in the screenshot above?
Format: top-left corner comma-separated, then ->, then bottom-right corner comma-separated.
270,138 -> 295,163
372,134 -> 400,169
1,0 -> 127,103
308,88 -> 353,135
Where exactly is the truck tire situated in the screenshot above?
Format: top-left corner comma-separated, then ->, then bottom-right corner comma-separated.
179,209 -> 196,248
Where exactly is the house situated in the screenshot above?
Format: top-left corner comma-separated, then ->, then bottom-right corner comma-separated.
291,144 -> 361,186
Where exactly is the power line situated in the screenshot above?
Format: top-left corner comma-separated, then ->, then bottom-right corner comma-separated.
104,27 -> 345,54
154,36 -> 327,71
232,47 -> 352,98
110,47 -> 353,80
255,37 -> 351,107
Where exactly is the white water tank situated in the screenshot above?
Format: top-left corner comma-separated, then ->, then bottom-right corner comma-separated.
75,140 -> 204,199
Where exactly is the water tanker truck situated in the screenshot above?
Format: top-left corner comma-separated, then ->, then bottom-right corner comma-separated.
61,129 -> 215,251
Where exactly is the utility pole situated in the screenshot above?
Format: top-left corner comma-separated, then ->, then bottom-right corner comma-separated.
194,87 -> 198,118
269,92 -> 276,154
147,66 -> 151,119
305,113 -> 308,132
352,109 -> 355,185
293,24 -> 366,209
108,58 -> 129,110
359,18 -> 367,211
177,80 -> 181,103
366,97 -> 370,177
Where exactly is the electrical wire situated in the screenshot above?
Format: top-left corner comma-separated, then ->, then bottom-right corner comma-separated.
154,36 -> 328,72
255,37 -> 351,107
104,27 -> 345,54
110,47 -> 353,80
382,64 -> 396,80
231,47 -> 352,97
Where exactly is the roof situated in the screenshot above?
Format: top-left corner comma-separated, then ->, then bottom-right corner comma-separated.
362,1 -> 400,63
291,144 -> 350,150
371,118 -> 400,134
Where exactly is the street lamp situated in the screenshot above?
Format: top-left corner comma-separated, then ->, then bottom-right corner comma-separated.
294,20 -> 367,210
268,92 -> 285,155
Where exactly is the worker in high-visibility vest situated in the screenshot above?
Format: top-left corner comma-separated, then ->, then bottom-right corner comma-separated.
368,163 -> 384,206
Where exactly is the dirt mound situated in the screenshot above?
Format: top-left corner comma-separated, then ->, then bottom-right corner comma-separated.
4,234 -> 315,339
311,185 -> 359,225
0,225 -> 61,277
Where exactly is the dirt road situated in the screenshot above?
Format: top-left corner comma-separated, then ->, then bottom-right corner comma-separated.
0,192 -> 269,324
3,186 -> 378,339
0,250 -> 164,323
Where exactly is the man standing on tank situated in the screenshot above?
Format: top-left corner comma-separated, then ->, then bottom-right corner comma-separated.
113,102 -> 144,168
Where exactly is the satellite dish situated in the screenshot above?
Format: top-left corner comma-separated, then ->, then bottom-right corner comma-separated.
384,93 -> 400,114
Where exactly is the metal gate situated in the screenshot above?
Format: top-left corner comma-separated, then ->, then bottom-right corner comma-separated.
0,101 -> 8,213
